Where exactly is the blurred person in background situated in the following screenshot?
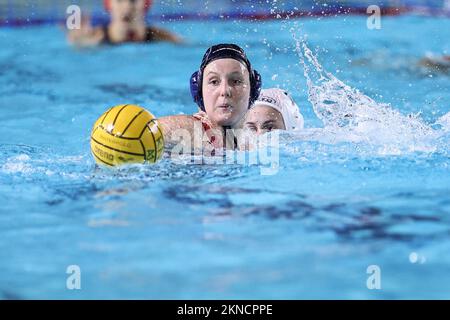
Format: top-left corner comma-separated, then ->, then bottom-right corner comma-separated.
67,0 -> 182,47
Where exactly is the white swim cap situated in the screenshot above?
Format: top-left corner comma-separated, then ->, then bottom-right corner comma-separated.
252,88 -> 304,131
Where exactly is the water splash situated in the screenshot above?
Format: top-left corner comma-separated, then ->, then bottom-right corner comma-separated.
290,30 -> 449,155
435,112 -> 450,132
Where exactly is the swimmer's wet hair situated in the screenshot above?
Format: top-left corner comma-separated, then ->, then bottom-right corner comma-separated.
190,43 -> 262,111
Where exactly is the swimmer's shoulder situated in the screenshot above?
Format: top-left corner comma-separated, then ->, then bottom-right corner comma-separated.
158,114 -> 203,134
145,26 -> 183,44
67,25 -> 106,47
158,114 -> 209,148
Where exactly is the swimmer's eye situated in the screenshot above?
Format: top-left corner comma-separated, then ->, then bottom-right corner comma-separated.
208,79 -> 220,86
262,125 -> 275,132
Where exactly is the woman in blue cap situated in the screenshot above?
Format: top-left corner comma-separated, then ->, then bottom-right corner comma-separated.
158,43 -> 261,153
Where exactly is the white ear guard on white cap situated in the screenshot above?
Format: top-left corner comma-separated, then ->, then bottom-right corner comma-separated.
252,88 -> 304,131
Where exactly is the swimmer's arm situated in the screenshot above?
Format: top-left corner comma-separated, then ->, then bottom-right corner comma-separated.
158,115 -> 198,148
66,15 -> 104,47
67,27 -> 104,47
147,26 -> 183,44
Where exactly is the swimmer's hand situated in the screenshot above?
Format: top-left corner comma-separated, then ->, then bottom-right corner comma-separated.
66,15 -> 104,47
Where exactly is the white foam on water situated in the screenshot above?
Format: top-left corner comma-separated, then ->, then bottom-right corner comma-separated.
0,150 -> 89,178
435,112 -> 450,132
1,154 -> 33,174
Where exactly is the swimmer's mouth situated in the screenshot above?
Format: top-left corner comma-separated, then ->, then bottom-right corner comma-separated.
217,104 -> 233,111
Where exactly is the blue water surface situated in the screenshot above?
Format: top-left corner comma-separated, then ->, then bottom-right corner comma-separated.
0,15 -> 449,299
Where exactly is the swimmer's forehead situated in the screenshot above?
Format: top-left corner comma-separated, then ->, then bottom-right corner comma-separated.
248,105 -> 281,115
245,105 -> 282,122
111,0 -> 146,7
203,58 -> 249,76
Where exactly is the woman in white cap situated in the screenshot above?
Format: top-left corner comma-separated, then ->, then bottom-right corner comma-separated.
244,88 -> 304,135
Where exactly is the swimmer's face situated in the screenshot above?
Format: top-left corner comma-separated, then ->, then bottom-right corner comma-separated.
110,0 -> 147,23
202,59 -> 251,127
244,105 -> 285,135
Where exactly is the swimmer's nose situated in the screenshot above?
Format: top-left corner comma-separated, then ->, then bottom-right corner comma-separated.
126,0 -> 134,8
121,0 -> 134,14
219,81 -> 232,97
256,128 -> 266,136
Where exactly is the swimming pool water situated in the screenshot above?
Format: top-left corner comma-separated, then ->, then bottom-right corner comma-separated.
1,15 -> 449,299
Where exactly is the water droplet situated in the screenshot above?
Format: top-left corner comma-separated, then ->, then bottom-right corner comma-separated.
409,252 -> 418,263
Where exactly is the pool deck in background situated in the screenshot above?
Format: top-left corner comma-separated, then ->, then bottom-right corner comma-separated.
1,0 -> 450,27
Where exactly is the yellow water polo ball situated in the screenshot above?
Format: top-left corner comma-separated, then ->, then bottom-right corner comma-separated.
90,104 -> 164,166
